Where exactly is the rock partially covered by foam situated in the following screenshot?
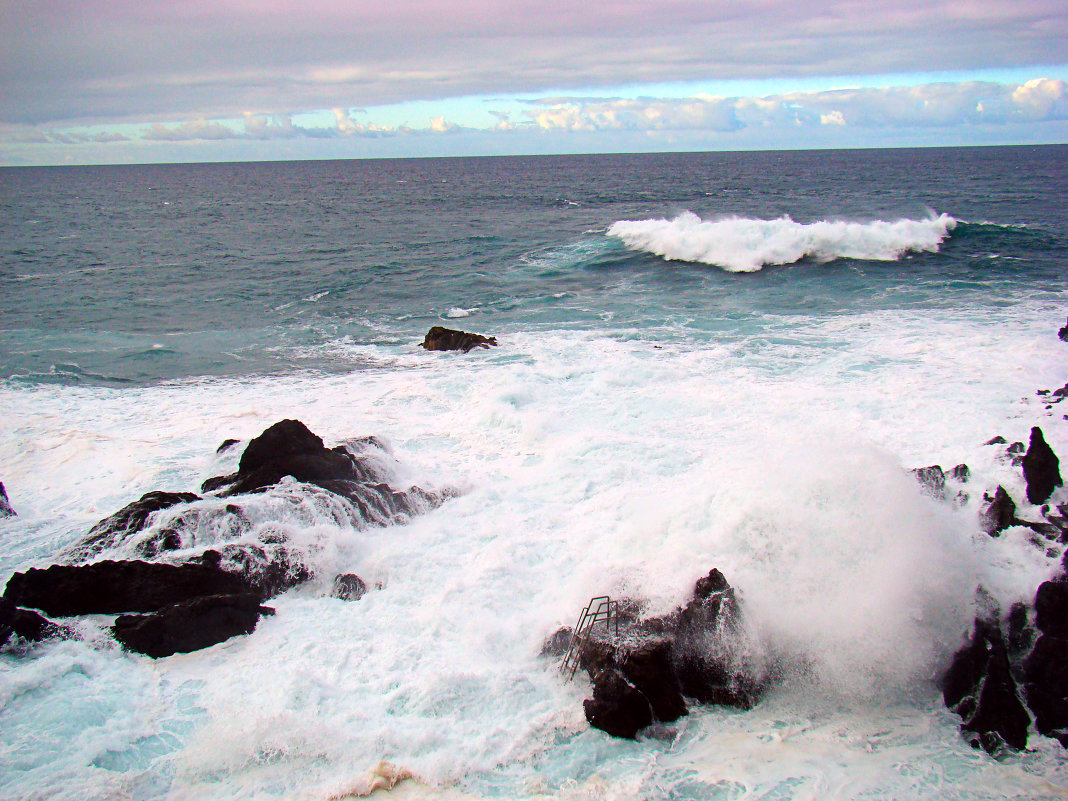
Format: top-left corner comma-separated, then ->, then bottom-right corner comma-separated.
112,593 -> 274,658
1023,426 -> 1062,505
1058,316 -> 1068,342
0,482 -> 14,518
0,596 -> 60,648
548,569 -> 767,739
419,326 -> 498,353
331,574 -> 368,601
65,490 -> 201,562
3,560 -> 261,617
199,421 -> 447,526
981,486 -> 1018,536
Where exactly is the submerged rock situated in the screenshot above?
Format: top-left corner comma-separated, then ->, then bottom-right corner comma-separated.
112,593 -> 275,658
3,560 -> 260,617
1023,427 -> 1062,505
0,482 -> 14,518
331,574 -> 368,601
419,326 -> 498,353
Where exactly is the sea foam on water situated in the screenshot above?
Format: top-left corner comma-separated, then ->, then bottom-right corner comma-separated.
2,299 -> 1066,799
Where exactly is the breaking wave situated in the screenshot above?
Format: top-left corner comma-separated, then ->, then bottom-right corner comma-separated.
607,212 -> 958,272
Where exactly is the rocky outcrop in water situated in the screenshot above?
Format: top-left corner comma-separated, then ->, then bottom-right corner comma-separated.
944,567 -> 1068,753
2,419 -> 453,658
1024,573 -> 1068,747
942,599 -> 1031,753
547,569 -> 766,739
0,596 -> 59,648
1023,426 -> 1062,505
911,464 -> 969,503
3,560 -> 261,617
419,326 -> 498,353
112,593 -> 275,658
1058,316 -> 1068,342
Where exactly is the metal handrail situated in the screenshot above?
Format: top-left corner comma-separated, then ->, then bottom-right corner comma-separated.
561,595 -> 619,681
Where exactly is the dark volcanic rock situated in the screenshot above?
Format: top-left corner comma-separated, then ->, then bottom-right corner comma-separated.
555,568 -> 765,739
1024,633 -> 1068,747
112,593 -> 274,658
982,486 -> 1018,536
0,482 -> 14,518
1023,427 -> 1062,505
1035,579 -> 1068,638
216,438 -> 240,454
1059,316 -> 1068,342
419,326 -> 498,353
0,596 -> 60,647
1024,575 -> 1068,747
3,560 -> 260,617
331,573 -> 367,601
942,613 -> 1030,753
65,491 -> 200,562
583,667 -> 654,739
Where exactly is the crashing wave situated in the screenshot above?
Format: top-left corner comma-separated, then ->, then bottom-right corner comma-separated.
607,212 -> 957,272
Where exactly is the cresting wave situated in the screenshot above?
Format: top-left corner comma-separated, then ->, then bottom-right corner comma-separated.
607,212 -> 958,272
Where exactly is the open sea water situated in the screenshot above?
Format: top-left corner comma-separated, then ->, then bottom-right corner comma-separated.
1,146 -> 1067,800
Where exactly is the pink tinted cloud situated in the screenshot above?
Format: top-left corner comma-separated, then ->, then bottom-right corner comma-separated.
2,0 -> 1065,127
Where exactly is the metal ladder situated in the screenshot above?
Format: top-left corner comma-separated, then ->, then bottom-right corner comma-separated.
561,595 -> 619,681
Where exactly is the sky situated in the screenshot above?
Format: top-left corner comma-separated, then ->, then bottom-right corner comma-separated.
1,0 -> 1066,165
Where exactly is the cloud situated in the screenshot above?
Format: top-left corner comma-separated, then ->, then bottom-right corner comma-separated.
525,97 -> 741,132
520,79 -> 1068,135
5,77 -> 1066,157
2,0 -> 1065,128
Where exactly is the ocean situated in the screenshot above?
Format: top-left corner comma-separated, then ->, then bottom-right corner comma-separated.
1,145 -> 1067,800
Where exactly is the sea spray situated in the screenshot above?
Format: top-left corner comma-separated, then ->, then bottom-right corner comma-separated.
607,212 -> 958,271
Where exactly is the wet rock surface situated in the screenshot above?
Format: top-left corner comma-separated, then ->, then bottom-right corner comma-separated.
0,596 -> 60,648
548,569 -> 767,739
1023,426 -> 1063,505
944,573 -> 1068,753
65,491 -> 201,562
3,560 -> 261,617
112,593 -> 275,658
419,326 -> 498,353
942,605 -> 1030,753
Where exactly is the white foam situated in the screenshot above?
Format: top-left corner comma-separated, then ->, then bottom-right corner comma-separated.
607,212 -> 957,272
1,302 -> 1067,799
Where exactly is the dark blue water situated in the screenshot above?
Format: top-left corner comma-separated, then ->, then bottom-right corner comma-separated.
2,146 -> 1066,385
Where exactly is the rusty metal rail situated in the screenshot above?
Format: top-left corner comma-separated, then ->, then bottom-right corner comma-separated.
561,595 -> 619,681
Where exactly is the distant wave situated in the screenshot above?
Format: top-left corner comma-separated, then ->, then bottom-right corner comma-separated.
607,212 -> 958,272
